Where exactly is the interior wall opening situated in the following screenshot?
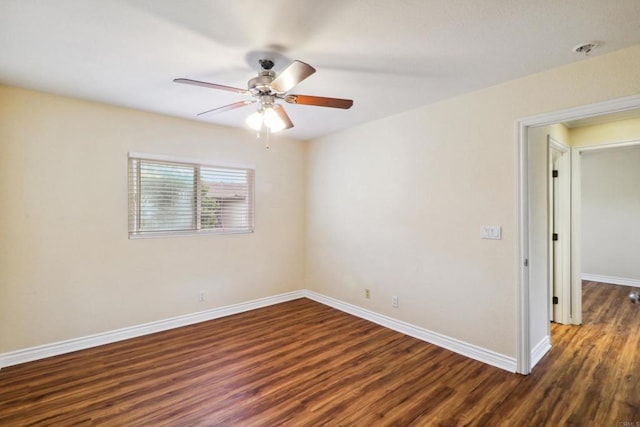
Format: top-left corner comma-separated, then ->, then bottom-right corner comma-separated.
518,96 -> 640,374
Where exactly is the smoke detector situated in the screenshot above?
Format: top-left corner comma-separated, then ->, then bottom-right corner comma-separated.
573,42 -> 598,56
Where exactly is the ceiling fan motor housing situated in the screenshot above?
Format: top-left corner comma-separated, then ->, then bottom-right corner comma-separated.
248,69 -> 276,96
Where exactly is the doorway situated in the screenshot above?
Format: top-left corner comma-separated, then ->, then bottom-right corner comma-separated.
516,94 -> 640,375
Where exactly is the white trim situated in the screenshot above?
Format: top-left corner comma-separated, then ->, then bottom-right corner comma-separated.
304,291 -> 517,372
0,291 -> 305,369
516,118 -> 531,374
530,335 -> 551,367
570,147 -> 583,325
128,151 -> 255,170
517,95 -> 640,128
581,274 -> 640,287
548,136 -> 570,152
1,289 -> 517,372
128,229 -> 254,240
517,94 -> 640,374
575,138 -> 640,152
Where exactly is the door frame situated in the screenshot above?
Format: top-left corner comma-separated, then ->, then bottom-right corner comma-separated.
572,137 -> 640,289
516,94 -> 640,375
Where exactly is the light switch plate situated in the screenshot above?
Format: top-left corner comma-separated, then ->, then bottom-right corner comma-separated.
481,225 -> 502,240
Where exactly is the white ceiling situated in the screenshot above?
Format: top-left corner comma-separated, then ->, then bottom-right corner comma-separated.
1,0 -> 640,141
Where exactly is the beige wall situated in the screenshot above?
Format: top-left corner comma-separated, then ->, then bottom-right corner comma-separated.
306,45 -> 640,357
2,44 -> 640,360
0,85 -> 307,353
579,142 -> 640,281
571,117 -> 640,147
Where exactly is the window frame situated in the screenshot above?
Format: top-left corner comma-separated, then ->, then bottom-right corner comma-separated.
128,153 -> 255,239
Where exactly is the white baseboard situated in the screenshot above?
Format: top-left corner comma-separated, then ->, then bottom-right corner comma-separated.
303,290 -> 517,372
1,289 -> 517,373
530,335 -> 551,368
582,273 -> 640,287
0,291 -> 305,369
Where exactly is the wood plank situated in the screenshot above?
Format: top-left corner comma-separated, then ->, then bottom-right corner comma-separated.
1,281 -> 639,425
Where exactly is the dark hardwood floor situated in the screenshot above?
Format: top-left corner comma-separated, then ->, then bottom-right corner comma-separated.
1,281 -> 639,426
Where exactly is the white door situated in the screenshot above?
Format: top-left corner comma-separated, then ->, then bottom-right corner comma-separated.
548,137 -> 571,324
550,152 -> 561,321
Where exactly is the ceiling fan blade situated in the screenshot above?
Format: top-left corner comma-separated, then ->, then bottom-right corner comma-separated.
271,60 -> 316,93
273,104 -> 294,129
284,94 -> 353,109
197,100 -> 256,116
174,78 -> 249,95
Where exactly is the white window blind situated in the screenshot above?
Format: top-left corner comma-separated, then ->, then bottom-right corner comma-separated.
128,156 -> 254,238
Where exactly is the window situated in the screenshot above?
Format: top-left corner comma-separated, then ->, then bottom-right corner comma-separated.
128,155 -> 254,238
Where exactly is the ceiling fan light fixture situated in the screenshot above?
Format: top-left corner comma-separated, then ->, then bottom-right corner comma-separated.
263,107 -> 286,132
245,106 -> 286,133
246,110 -> 264,131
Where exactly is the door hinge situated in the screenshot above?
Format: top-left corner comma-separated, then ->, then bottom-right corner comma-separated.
552,170 -> 559,178
553,296 -> 559,304
524,259 -> 529,267
552,233 -> 559,241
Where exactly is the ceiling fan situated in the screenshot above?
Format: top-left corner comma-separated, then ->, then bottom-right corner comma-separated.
174,59 -> 353,132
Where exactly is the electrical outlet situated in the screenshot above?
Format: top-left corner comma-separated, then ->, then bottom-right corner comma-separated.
392,295 -> 399,308
365,289 -> 371,299
198,291 -> 205,302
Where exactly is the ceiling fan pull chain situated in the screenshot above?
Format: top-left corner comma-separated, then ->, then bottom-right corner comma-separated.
265,126 -> 271,150
253,119 -> 271,149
